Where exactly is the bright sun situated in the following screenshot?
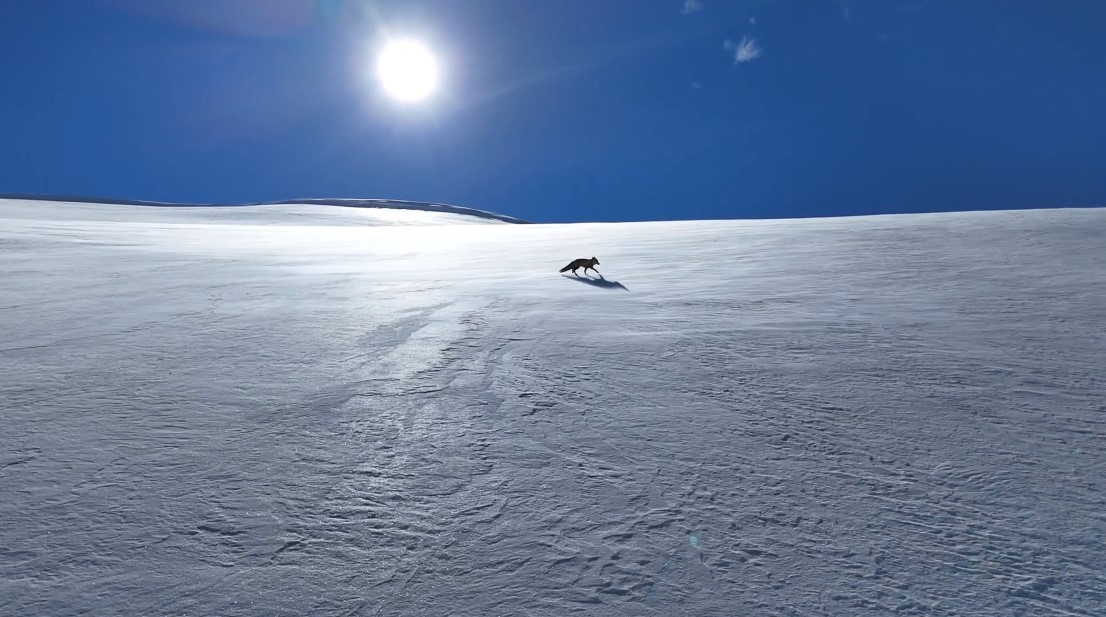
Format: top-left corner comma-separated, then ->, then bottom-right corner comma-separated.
376,40 -> 439,102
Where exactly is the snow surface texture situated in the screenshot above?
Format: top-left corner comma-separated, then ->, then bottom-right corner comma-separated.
1,198 -> 1104,616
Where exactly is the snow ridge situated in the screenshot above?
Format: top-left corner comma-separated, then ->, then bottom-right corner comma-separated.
0,193 -> 531,224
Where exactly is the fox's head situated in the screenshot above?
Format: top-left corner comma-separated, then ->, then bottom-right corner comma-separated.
590,257 -> 599,266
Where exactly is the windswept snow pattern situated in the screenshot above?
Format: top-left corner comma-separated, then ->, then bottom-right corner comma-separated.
1,199 -> 1104,616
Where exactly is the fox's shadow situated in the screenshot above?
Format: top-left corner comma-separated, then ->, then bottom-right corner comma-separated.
561,273 -> 629,291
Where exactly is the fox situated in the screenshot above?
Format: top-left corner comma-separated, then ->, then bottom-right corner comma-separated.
559,257 -> 600,276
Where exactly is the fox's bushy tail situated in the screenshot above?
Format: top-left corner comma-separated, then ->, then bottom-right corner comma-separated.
558,264 -> 572,273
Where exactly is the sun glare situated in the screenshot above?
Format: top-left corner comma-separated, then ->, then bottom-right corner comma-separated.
376,40 -> 439,102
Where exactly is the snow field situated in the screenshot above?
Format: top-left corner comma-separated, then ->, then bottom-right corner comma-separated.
1,200 -> 1104,615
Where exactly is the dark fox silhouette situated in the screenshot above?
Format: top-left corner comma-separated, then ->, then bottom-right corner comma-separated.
559,257 -> 600,276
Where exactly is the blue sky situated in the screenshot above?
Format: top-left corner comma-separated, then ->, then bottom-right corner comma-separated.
2,0 -> 1105,223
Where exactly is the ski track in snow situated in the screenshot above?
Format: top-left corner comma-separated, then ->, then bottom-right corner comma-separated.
1,200 -> 1104,616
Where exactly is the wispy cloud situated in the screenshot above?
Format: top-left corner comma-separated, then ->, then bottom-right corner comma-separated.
724,37 -> 761,65
682,0 -> 703,14
836,0 -> 855,20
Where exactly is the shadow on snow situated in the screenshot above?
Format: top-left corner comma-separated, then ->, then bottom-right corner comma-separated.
561,273 -> 629,291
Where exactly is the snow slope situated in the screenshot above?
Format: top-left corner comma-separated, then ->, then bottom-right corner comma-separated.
1,198 -> 1104,616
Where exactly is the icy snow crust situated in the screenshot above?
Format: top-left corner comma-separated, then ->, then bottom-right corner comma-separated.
1,199 -> 1104,616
